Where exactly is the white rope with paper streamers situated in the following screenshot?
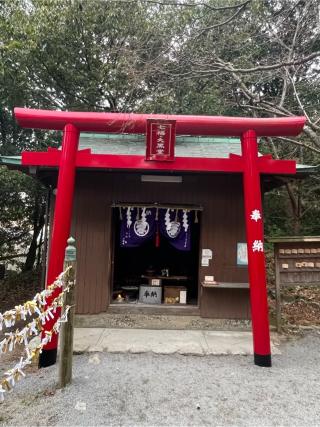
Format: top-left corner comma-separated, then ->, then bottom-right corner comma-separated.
0,305 -> 72,402
182,210 -> 189,232
0,268 -> 73,402
165,209 -> 172,232
0,280 -> 74,356
141,208 -> 147,228
126,207 -> 132,228
0,267 -> 71,332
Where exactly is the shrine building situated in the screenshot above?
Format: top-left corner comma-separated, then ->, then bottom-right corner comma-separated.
1,108 -> 308,367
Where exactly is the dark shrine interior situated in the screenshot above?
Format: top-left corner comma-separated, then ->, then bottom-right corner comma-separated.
112,208 -> 200,305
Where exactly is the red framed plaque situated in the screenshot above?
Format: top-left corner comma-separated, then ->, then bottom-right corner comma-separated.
146,119 -> 176,161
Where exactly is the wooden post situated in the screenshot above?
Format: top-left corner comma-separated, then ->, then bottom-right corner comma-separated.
274,244 -> 282,333
59,237 -> 76,388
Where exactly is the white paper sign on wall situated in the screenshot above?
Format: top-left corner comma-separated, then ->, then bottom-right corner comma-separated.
201,257 -> 209,266
237,243 -> 248,265
202,249 -> 212,259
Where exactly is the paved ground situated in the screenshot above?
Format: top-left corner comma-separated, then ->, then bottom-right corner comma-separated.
1,332 -> 320,426
73,328 -> 282,355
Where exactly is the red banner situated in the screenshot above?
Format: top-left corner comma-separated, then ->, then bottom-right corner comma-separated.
146,119 -> 176,161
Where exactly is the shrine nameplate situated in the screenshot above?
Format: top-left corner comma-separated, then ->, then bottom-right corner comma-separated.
145,119 -> 176,161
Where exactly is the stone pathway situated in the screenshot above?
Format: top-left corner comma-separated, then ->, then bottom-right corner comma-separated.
73,328 -> 281,355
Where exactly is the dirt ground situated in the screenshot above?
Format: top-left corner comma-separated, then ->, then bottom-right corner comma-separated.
268,286 -> 320,329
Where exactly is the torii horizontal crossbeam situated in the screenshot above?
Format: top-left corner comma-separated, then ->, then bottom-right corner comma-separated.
15,108 -> 305,137
22,149 -> 296,174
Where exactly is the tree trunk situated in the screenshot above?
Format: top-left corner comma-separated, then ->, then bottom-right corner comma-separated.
36,228 -> 43,268
23,192 -> 45,272
23,232 -> 39,272
285,182 -> 302,235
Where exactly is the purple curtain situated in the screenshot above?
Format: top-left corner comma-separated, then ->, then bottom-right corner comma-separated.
159,209 -> 192,251
120,207 -> 193,251
120,207 -> 156,248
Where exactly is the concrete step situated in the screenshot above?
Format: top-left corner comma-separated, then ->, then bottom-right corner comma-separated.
73,328 -> 281,356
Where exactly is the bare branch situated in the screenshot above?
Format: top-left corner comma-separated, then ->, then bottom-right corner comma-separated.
196,0 -> 251,36
111,0 -> 251,12
278,73 -> 288,108
241,103 -> 289,117
264,137 -> 280,159
303,126 -> 320,148
288,74 -> 311,122
225,51 -> 320,74
275,137 -> 320,155
278,5 -> 303,108
0,253 -> 27,262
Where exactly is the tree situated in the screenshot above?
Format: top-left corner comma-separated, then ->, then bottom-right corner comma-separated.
0,0 -> 189,268
156,0 -> 320,148
0,166 -> 46,268
0,0 -> 319,262
141,0 -> 320,234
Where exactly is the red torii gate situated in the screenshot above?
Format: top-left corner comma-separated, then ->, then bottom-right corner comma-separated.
15,108 -> 306,368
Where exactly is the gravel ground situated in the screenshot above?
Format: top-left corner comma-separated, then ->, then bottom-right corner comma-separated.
1,332 -> 320,427
75,313 -> 252,331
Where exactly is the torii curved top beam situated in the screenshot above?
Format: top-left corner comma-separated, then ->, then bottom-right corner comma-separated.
14,108 -> 305,137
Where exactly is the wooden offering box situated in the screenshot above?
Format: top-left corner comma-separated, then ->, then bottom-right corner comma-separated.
164,286 -> 187,304
139,285 -> 162,304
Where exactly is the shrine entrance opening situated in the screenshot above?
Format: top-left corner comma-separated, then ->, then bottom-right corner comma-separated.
111,204 -> 201,308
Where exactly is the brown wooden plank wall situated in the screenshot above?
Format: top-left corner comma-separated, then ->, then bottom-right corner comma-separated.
72,171 -> 249,317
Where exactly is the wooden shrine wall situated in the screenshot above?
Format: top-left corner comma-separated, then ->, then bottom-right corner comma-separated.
71,171 -> 249,317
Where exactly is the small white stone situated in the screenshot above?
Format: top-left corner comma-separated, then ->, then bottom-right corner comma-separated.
88,354 -> 100,364
75,401 -> 87,411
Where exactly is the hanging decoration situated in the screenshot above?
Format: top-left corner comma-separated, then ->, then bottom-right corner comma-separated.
120,207 -> 156,247
164,209 -> 181,239
0,267 -> 74,402
133,208 -> 150,237
0,305 -> 72,402
118,205 -> 199,251
126,207 -> 132,228
182,210 -> 189,232
0,267 -> 71,332
159,209 -> 191,251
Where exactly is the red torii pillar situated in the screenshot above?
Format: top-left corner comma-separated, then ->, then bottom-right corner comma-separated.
242,130 -> 271,366
14,108 -> 305,368
39,124 -> 80,367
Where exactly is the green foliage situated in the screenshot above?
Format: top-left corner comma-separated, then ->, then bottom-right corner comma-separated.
0,166 -> 45,261
0,268 -> 42,311
0,0 -> 319,261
